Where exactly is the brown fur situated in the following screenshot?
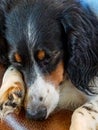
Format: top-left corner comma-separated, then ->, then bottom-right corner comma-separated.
14,53 -> 22,63
45,62 -> 64,86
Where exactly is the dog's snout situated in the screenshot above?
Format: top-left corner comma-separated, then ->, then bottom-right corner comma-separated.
26,106 -> 47,120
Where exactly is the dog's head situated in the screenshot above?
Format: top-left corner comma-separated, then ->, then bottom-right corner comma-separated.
2,0 -> 65,120
1,0 -> 98,120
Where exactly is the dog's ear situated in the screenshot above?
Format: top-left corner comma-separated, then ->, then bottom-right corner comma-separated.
0,0 -> 24,66
60,4 -> 98,95
0,0 -> 12,66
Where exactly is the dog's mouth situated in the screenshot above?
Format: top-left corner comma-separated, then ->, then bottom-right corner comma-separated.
25,105 -> 47,121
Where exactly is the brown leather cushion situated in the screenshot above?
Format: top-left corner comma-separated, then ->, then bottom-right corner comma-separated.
0,66 -> 72,130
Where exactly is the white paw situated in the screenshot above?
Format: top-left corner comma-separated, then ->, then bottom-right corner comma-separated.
0,66 -> 25,119
70,107 -> 96,130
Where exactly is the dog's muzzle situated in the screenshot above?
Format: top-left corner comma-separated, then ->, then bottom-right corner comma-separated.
24,72 -> 59,120
26,105 -> 47,120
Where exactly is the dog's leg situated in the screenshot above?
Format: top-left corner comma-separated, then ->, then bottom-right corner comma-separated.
0,66 -> 25,119
70,97 -> 98,130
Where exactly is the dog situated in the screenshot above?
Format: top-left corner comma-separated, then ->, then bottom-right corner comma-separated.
0,0 -> 98,129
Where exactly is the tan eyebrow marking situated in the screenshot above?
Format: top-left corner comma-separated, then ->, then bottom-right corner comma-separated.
37,50 -> 46,60
14,53 -> 22,63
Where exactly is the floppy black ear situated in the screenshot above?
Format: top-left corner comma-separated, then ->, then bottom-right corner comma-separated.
0,0 -> 21,66
0,0 -> 12,66
60,3 -> 98,95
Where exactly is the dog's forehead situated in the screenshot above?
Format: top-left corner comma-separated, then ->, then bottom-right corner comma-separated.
6,1 -> 62,50
6,0 -> 58,30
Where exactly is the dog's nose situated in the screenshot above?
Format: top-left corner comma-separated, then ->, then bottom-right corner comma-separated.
26,106 -> 47,120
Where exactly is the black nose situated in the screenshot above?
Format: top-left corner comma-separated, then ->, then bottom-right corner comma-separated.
26,106 -> 47,120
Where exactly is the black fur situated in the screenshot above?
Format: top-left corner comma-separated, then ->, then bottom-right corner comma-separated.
0,0 -> 98,95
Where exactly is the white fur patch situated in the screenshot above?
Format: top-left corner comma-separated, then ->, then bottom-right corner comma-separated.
26,65 -> 59,117
58,78 -> 89,110
27,18 -> 37,45
27,19 -> 32,41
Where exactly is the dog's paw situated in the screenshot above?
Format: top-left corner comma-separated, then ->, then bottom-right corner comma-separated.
70,107 -> 96,130
0,66 -> 25,119
0,86 -> 24,118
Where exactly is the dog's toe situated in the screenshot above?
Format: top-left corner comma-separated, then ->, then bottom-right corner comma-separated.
0,86 -> 24,118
